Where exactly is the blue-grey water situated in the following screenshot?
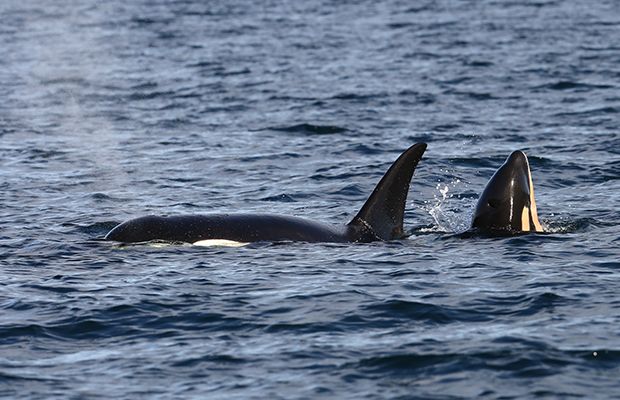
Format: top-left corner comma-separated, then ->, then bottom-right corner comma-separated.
1,1 -> 619,398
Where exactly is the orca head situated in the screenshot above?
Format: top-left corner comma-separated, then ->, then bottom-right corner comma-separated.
471,150 -> 543,233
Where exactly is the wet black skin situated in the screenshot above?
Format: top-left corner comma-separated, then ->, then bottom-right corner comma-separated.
105,214 -> 352,243
105,143 -> 427,244
471,150 -> 536,232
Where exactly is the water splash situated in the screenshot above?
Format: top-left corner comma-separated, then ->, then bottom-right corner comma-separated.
542,216 -> 594,234
421,178 -> 475,233
428,182 -> 451,231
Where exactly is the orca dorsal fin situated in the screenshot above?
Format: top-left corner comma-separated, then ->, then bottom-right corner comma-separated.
347,143 -> 427,241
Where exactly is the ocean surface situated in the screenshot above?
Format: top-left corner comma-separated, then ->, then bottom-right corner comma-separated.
1,0 -> 619,398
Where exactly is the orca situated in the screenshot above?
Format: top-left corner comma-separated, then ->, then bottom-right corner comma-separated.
471,150 -> 543,233
105,143 -> 427,244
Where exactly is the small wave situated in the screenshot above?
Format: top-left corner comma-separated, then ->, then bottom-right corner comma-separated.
38,77 -> 90,87
404,4 -> 435,13
362,299 -> 488,325
23,284 -> 81,294
591,161 -> 620,181
213,67 -> 251,77
0,319 -> 120,341
536,81 -> 614,91
430,123 -> 461,132
555,106 -> 618,117
469,60 -> 494,67
127,90 -> 175,101
491,337 -> 620,367
130,16 -> 168,25
89,193 -> 118,202
129,81 -> 159,90
329,184 -> 364,197
357,353 -> 452,373
309,172 -> 359,182
466,292 -> 569,317
447,90 -> 498,101
356,337 -> 584,378
387,22 -> 417,29
26,148 -> 69,161
0,370 -> 54,383
347,143 -> 386,155
170,202 -> 201,208
329,92 -> 386,101
259,193 -> 297,202
258,123 -> 348,135
170,354 -> 244,368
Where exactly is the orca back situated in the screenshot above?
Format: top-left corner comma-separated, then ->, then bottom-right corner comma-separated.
105,143 -> 428,244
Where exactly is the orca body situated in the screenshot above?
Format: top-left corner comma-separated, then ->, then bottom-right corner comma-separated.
471,150 -> 543,233
105,143 -> 427,244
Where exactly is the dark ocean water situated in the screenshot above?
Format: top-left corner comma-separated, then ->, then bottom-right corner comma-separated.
1,0 -> 619,398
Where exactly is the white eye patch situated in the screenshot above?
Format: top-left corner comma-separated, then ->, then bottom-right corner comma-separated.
521,206 -> 531,231
524,156 -> 543,232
